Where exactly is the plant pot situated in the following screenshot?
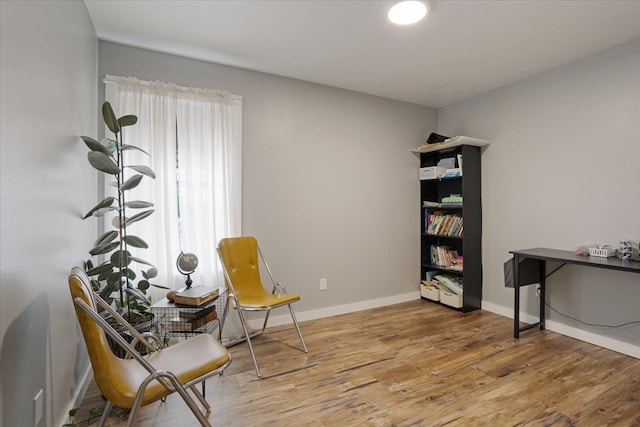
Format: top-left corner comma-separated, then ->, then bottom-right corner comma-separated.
106,312 -> 155,358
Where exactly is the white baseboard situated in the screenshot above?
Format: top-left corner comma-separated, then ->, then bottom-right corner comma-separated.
247,291 -> 421,329
59,365 -> 93,426
481,301 -> 640,359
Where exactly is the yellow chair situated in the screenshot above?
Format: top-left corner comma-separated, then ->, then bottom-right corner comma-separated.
68,267 -> 231,427
217,237 -> 308,377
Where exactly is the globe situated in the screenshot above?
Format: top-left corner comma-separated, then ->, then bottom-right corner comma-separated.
177,252 -> 198,275
176,252 -> 199,288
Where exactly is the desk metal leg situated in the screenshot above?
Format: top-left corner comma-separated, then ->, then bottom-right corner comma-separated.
539,260 -> 545,331
514,256 -> 546,338
514,254 -> 520,338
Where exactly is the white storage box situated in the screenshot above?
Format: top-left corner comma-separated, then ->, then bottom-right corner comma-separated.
420,283 -> 440,301
419,166 -> 446,180
440,291 -> 463,308
589,247 -> 617,257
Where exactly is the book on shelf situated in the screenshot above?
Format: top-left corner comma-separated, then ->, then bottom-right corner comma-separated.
178,304 -> 216,319
441,194 -> 462,204
173,286 -> 219,307
429,245 -> 463,270
425,211 -> 463,236
433,274 -> 463,295
170,309 -> 218,332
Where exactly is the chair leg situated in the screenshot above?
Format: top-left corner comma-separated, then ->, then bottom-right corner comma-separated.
189,384 -> 211,416
127,372 -> 212,427
288,304 -> 308,352
98,401 -> 113,427
237,309 -> 262,377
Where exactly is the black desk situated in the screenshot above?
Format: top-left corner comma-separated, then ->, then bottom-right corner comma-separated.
510,247 -> 640,338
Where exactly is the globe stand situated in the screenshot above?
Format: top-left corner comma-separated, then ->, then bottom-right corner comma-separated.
176,252 -> 199,290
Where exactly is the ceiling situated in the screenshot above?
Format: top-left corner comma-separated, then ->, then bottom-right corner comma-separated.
84,0 -> 640,108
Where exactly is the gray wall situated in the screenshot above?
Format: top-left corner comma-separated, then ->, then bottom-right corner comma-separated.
99,41 -> 436,312
439,37 -> 640,350
3,4 -> 637,424
0,1 -> 97,426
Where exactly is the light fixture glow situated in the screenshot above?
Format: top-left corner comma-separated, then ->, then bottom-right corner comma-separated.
388,1 -> 428,25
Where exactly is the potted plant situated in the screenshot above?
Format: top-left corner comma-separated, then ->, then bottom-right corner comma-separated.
80,102 -> 167,336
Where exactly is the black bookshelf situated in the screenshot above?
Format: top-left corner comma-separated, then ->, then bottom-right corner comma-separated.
419,144 -> 482,312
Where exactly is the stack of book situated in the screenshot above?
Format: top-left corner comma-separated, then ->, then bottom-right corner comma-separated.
425,211 -> 464,236
170,305 -> 217,332
432,274 -> 463,295
429,245 -> 462,269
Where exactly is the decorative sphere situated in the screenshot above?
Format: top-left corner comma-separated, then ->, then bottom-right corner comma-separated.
177,252 -> 198,274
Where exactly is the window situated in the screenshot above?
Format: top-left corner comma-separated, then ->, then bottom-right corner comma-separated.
104,76 -> 242,299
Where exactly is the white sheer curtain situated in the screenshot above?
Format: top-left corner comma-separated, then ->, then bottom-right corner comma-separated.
105,76 -> 242,300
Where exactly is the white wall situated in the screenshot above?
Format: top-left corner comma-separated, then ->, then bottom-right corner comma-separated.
439,37 -> 640,353
0,2 -> 97,426
98,41 -> 437,312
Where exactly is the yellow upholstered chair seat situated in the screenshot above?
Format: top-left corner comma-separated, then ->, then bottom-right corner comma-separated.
108,334 -> 230,407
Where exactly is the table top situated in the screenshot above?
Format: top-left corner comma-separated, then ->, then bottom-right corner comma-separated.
510,247 -> 640,274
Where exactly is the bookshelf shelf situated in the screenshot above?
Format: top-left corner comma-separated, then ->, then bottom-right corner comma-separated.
418,143 -> 484,312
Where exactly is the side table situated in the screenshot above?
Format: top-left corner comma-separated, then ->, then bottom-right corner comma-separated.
150,287 -> 229,342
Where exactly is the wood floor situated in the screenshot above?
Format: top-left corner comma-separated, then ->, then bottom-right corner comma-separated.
75,300 -> 640,426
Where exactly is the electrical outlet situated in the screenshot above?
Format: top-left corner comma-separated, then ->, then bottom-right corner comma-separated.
33,389 -> 43,427
320,278 -> 327,291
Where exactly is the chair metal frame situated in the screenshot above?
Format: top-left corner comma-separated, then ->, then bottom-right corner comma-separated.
69,267 -> 231,427
217,239 -> 307,377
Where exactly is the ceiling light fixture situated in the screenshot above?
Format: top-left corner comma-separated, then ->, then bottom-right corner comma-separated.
388,1 -> 428,26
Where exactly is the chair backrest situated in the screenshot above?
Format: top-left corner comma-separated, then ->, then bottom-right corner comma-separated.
68,267 -> 134,408
218,237 -> 269,301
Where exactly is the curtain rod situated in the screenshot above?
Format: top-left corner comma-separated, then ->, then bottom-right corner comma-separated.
103,74 -> 242,103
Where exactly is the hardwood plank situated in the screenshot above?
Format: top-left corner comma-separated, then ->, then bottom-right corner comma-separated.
74,300 -> 640,426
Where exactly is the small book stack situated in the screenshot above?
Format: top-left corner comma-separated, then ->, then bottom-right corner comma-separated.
170,305 -> 217,332
173,286 -> 219,306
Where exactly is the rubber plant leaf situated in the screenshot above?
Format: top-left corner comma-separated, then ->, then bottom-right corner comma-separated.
121,144 -> 150,156
119,174 -> 143,192
124,209 -> 154,226
126,165 -> 156,179
91,207 -> 118,217
83,197 -> 115,219
136,280 -> 150,291
86,261 -> 113,277
89,241 -> 119,256
121,268 -> 136,280
81,136 -> 112,156
88,151 -> 120,175
99,281 -> 116,302
146,267 -> 158,279
118,114 -> 137,128
106,272 -> 122,287
94,230 -> 118,247
124,201 -> 154,209
126,287 -> 149,301
124,235 -> 148,249
110,250 -> 133,267
97,270 -> 112,281
102,102 -> 119,134
112,215 -> 125,229
129,256 -> 154,267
